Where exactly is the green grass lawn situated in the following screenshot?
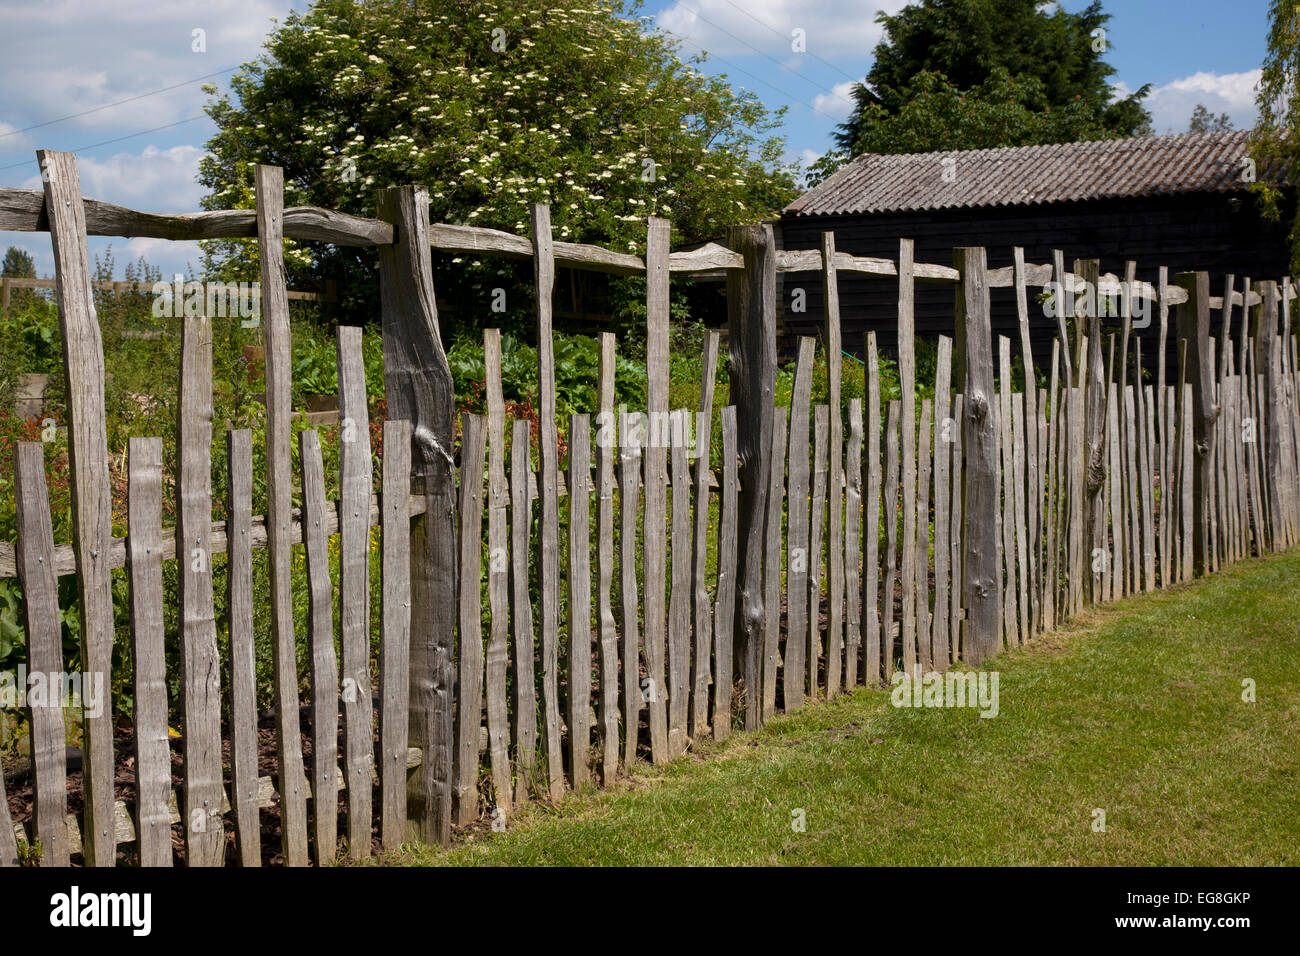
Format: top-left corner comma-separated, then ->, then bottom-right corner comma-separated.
382,551 -> 1300,866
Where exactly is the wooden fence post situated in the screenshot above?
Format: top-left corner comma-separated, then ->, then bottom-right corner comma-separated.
726,223 -> 777,731
1174,271 -> 1215,575
377,184 -> 457,845
37,150 -> 115,867
955,246 -> 1001,665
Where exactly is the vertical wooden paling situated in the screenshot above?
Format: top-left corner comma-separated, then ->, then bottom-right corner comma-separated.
260,166 -> 308,863
568,414 -> 594,783
456,414 -> 488,816
38,149 -> 115,867
823,232 -> 845,696
617,412 -> 643,763
727,223 -> 777,731
380,420 -> 412,849
643,217 -> 671,759
1012,392 -> 1030,639
714,406 -> 739,740
14,443 -> 70,866
863,333 -> 883,684
336,326 -> 374,856
531,204 -> 567,793
949,393 -> 965,662
668,409 -> 692,753
1106,387 -> 1123,602
809,406 -> 829,694
898,240 -> 918,681
997,338 -> 1018,644
844,398 -> 864,688
690,333 -> 720,740
224,432 -> 258,867
916,400 -> 933,668
882,401 -> 901,675
1013,249 -> 1041,631
300,430 -> 339,864
932,337 -> 953,667
177,312 -> 224,867
1174,271 -> 1215,575
483,330 -> 513,805
510,419 -> 539,794
1141,384 -> 1158,591
762,408 -> 788,718
956,247 -> 1001,664
596,334 -> 621,779
785,337 -> 814,707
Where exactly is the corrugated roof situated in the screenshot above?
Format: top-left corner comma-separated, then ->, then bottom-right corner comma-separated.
784,131 -> 1275,217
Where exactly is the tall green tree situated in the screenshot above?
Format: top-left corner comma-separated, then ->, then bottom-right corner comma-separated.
1,247 -> 35,279
1252,1 -> 1300,267
826,0 -> 1149,169
199,0 -> 796,330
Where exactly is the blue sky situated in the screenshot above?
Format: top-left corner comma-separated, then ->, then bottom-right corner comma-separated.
0,0 -> 1274,279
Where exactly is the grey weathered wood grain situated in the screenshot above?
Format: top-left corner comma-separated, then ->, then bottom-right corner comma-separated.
38,149 -> 115,867
844,398 -> 864,688
668,410 -> 692,752
882,401 -> 901,675
949,394 -> 965,663
809,405 -> 829,695
2,184 -> 392,245
1045,342 -> 1061,626
300,430 -> 339,865
714,407 -> 739,740
762,408 -> 788,719
690,401 -> 715,739
931,337 -> 952,667
956,247 -> 1001,664
13,443 -> 70,866
823,231 -> 845,697
223,431 -> 258,867
1012,392 -> 1030,637
1141,383 -> 1158,590
380,420 -> 412,849
1052,250 -> 1074,386
898,239 -> 918,678
617,412 -> 643,764
1013,249 -> 1041,631
596,335 -> 621,779
784,337 -> 814,707
257,165 -> 309,864
726,223 -> 777,731
509,419 -> 539,795
378,185 -> 456,845
1181,382 -> 1195,576
483,330 -> 513,805
0,766 -> 15,866
1174,271 -> 1216,574
916,399 -> 933,669
997,339 -> 1018,643
1068,384 -> 1087,617
177,312 -> 224,867
1106,386 -> 1124,602
336,325 -> 374,857
643,218 -> 671,760
455,414 -> 488,818
566,414 -> 594,783
863,333 -> 883,684
529,204 -> 567,795
691,333 -> 722,735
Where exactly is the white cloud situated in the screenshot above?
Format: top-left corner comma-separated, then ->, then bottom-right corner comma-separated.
1136,69 -> 1261,135
0,0 -> 292,137
657,0 -> 907,58
18,144 -> 206,212
812,79 -> 862,119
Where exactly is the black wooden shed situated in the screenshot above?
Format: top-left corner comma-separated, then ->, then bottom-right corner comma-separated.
777,130 -> 1291,370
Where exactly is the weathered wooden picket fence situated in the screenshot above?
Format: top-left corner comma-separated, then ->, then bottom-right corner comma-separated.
1,150 -> 1298,867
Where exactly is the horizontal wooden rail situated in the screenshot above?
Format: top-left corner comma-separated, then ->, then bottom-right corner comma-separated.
0,276 -> 330,302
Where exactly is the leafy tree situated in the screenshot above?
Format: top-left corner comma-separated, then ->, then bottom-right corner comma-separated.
1188,104 -> 1233,133
2,246 -> 35,278
830,0 -> 1149,161
1251,1 -> 1300,267
198,0 -> 796,332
